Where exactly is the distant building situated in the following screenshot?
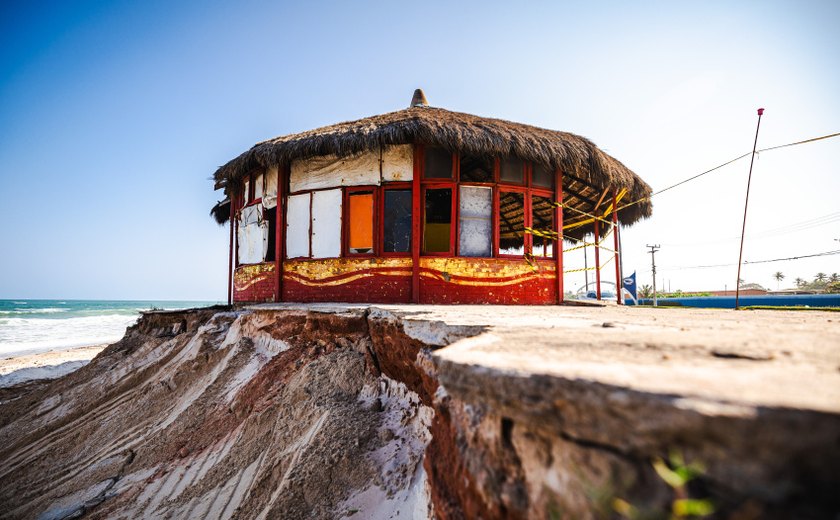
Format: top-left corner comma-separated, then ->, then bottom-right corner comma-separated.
211,90 -> 652,304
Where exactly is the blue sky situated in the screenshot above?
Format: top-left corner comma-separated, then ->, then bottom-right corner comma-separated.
1,0 -> 838,299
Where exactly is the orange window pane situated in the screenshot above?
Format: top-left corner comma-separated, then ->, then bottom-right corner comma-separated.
349,193 -> 374,253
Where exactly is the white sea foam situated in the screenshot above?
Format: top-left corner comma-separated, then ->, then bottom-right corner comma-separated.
0,308 -> 68,315
0,314 -> 138,358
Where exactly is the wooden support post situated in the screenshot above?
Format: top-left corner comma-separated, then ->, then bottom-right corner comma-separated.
555,169 -> 564,304
612,191 -> 621,305
275,165 -> 287,302
594,219 -> 601,300
227,196 -> 234,306
411,144 -> 422,303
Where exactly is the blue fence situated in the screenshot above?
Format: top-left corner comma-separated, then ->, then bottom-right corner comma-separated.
627,294 -> 840,309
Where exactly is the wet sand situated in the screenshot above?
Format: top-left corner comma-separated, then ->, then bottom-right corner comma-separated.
0,344 -> 107,388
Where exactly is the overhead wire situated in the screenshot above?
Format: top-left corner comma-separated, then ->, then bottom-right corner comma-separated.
643,249 -> 840,273
612,131 -> 840,214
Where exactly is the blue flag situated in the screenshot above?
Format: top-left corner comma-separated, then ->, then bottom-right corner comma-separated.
622,272 -> 637,300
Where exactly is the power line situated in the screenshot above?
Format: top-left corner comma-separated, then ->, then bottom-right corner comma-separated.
647,248 -> 840,272
616,130 -> 840,213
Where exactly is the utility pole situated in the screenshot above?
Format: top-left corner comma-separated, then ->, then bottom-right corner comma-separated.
736,107 -> 765,310
647,244 -> 660,306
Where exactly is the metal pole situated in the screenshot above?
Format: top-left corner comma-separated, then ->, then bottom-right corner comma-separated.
647,244 -> 660,306
612,192 -> 621,304
594,220 -> 601,300
735,108 -> 765,310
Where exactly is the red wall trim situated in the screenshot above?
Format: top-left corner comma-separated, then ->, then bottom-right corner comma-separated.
555,169 -> 564,304
411,144 -> 422,302
275,165 -> 287,301
227,194 -> 235,305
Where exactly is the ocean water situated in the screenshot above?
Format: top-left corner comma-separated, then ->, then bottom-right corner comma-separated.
0,300 -> 220,358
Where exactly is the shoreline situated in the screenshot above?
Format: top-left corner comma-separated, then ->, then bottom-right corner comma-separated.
0,344 -> 108,388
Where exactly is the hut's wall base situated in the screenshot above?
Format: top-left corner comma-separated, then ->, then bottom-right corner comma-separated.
234,258 -> 557,304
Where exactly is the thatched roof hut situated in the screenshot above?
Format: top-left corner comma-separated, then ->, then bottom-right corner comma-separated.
211,104 -> 651,228
217,90 -> 652,306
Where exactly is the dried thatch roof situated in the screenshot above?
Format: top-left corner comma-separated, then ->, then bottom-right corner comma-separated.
212,104 -> 652,227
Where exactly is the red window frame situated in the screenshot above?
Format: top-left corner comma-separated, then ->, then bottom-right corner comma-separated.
242,171 -> 263,208
420,146 -> 457,256
530,190 -> 556,258
380,182 -> 413,257
342,186 -> 379,258
420,183 -> 457,256
497,186 -> 529,258
455,156 -> 496,258
498,155 -> 527,187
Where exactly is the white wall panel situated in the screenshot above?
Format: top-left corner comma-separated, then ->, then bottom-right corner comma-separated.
381,145 -> 413,182
286,194 -> 311,258
262,166 -> 278,209
291,153 -> 379,192
289,145 -> 413,192
311,189 -> 342,258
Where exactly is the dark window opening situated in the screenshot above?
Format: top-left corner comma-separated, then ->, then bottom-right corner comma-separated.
264,207 -> 277,262
532,164 -> 554,188
459,153 -> 493,183
531,195 -> 554,257
424,147 -> 453,179
499,191 -> 525,255
500,156 -> 524,184
384,189 -> 412,253
423,189 -> 452,253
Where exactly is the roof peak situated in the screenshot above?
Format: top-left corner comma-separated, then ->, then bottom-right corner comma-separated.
410,88 -> 429,108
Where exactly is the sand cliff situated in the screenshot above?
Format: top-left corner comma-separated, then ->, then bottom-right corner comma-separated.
0,305 -> 838,519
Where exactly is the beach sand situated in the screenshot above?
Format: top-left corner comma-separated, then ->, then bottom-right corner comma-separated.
0,344 -> 107,388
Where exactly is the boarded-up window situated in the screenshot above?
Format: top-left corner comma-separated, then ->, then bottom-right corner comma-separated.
384,190 -> 412,253
532,164 -> 554,188
499,191 -> 525,255
531,195 -> 554,257
312,189 -> 342,258
500,156 -> 524,184
286,194 -> 311,258
459,186 -> 492,257
237,204 -> 267,264
459,154 -> 493,183
423,188 -> 452,253
424,147 -> 453,179
348,191 -> 374,254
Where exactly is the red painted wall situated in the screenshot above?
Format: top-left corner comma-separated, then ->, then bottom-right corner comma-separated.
234,258 -> 557,305
233,264 -> 277,303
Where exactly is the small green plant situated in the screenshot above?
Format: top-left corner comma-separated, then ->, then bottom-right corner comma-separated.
613,450 -> 714,519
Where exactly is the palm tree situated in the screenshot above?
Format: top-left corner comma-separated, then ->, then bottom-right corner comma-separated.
639,284 -> 653,298
815,272 -> 827,283
795,277 -> 805,288
830,273 -> 839,283
773,271 -> 784,290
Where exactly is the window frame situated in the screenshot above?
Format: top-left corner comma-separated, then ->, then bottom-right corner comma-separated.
342,186 -> 379,258
421,183 -> 457,256
243,171 -> 263,208
380,182 -> 413,257
497,186 -> 529,258
529,191 -> 556,259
